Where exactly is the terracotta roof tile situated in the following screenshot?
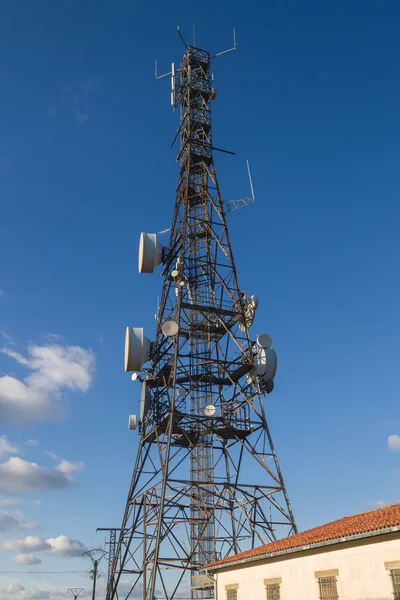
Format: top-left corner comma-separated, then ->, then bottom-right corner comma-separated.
207,503 -> 400,569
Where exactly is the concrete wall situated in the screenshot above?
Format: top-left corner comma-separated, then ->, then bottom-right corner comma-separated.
214,533 -> 400,600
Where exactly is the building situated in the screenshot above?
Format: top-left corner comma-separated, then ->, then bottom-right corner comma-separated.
206,503 -> 400,599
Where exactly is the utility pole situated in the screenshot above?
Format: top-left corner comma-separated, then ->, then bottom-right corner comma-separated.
83,549 -> 106,600
96,528 -> 120,593
67,589 -> 85,600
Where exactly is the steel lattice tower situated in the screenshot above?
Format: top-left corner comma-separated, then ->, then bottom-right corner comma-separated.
108,42 -> 296,600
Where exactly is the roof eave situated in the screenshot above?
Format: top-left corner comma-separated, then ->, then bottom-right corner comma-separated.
207,525 -> 400,571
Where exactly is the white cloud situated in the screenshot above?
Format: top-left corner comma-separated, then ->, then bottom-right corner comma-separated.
12,553 -> 41,565
61,83 -> 79,103
0,331 -> 15,345
3,345 -> 94,391
0,497 -> 21,506
365,499 -> 389,509
61,79 -> 101,128
0,580 -> 149,600
0,511 -> 37,531
388,434 -> 400,452
7,583 -> 24,592
0,536 -> 49,553
46,334 -> 64,342
26,440 -> 39,447
0,514 -> 22,530
0,534 -> 86,562
1,585 -> 55,600
0,436 -> 18,459
46,535 -> 86,557
0,457 -> 85,493
1,583 -> 81,600
22,589 -> 50,600
0,343 -> 95,424
45,452 -> 59,461
73,108 -> 88,123
55,460 -> 84,476
49,591 -> 70,600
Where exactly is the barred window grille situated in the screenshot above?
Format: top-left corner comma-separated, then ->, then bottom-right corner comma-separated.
226,589 -> 237,600
318,576 -> 338,600
266,582 -> 280,600
391,568 -> 400,600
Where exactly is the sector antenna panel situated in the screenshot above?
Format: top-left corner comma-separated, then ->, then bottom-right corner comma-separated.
139,381 -> 151,422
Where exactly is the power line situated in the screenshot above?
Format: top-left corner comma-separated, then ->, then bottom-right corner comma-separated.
84,528 -> 98,550
0,571 -> 89,574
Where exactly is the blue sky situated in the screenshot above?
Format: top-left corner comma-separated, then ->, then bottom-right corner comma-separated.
1,0 -> 400,597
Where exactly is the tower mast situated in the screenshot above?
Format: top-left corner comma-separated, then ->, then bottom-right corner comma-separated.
109,38 -> 296,600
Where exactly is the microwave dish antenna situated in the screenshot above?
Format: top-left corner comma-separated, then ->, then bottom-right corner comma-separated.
247,346 -> 278,387
124,327 -> 151,372
162,320 -> 179,337
257,333 -> 273,348
138,233 -> 164,274
250,295 -> 259,308
204,405 -> 216,417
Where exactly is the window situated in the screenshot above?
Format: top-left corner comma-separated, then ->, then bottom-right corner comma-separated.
391,568 -> 400,600
225,584 -> 238,599
266,582 -> 280,600
318,576 -> 338,600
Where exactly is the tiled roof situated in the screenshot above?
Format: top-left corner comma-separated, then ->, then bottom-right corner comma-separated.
207,503 -> 400,569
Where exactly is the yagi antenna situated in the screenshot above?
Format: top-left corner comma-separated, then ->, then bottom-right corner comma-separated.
225,159 -> 256,213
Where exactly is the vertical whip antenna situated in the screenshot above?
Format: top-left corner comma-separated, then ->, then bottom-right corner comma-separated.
247,159 -> 255,201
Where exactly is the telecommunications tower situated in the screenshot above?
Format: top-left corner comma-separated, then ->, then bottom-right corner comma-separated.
109,32 -> 296,600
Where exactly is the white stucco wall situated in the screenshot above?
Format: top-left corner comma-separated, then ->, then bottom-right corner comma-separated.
214,535 -> 400,600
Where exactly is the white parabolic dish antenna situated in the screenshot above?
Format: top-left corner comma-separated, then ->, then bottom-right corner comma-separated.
124,327 -> 151,372
162,320 -> 179,337
138,233 -> 163,274
254,347 -> 278,379
250,295 -> 259,308
139,381 -> 151,422
257,333 -> 273,348
247,346 -> 278,385
204,404 -> 216,417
